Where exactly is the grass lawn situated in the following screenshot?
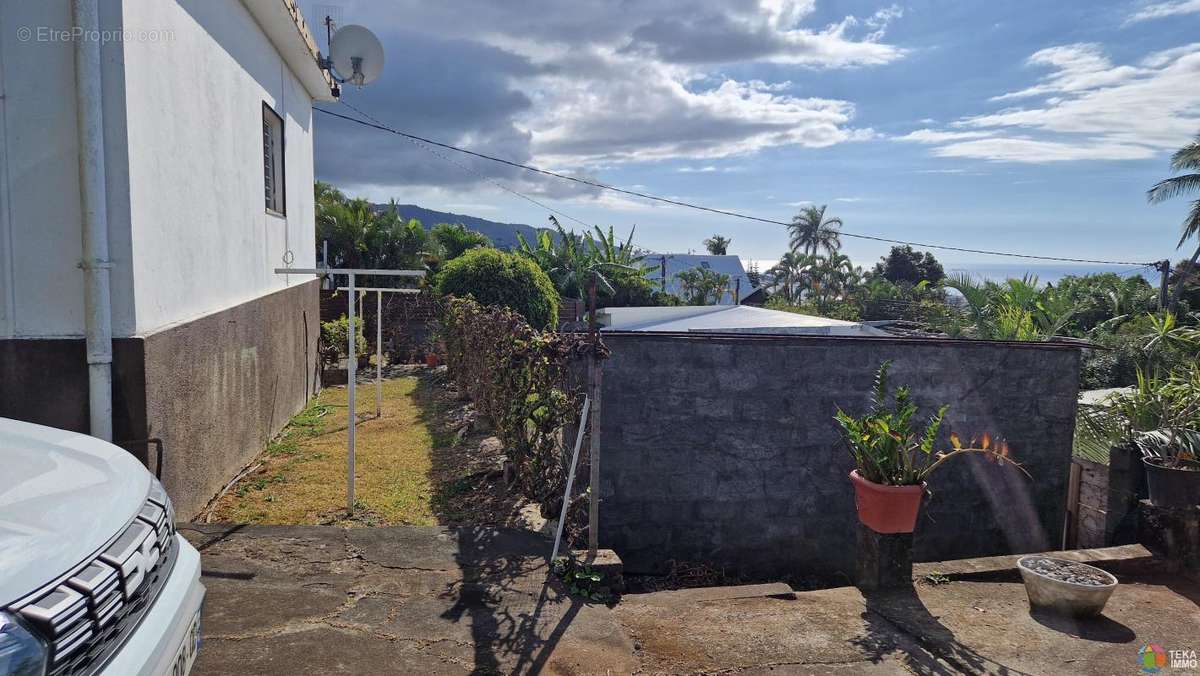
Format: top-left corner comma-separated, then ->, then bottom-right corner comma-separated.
208,377 -> 439,526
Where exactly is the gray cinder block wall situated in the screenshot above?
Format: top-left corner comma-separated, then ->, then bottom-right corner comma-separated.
594,332 -> 1081,579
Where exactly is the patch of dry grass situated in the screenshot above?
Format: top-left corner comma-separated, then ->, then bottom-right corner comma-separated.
208,377 -> 437,526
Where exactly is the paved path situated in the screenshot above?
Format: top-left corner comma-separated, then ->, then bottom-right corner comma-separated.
183,524 -> 636,675
185,525 -> 1199,675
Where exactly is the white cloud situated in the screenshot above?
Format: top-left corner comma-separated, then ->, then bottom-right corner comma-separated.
678,165 -> 719,173
896,129 -> 996,143
315,0 -> 906,193
896,42 -> 1200,163
1125,0 -> 1200,24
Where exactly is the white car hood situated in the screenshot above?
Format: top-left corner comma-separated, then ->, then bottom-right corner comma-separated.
0,418 -> 150,606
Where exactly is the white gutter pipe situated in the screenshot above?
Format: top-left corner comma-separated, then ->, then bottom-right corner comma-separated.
72,0 -> 114,441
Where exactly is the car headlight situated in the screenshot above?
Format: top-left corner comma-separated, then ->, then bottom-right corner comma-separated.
0,612 -> 47,676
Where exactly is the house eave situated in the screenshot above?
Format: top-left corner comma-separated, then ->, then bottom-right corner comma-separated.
241,0 -> 337,102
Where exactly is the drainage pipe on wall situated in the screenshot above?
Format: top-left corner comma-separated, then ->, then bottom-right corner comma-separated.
73,0 -> 114,441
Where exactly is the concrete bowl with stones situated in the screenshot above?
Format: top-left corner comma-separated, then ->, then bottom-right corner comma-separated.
1017,556 -> 1118,617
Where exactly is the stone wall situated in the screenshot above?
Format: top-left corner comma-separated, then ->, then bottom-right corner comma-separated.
594,332 -> 1081,579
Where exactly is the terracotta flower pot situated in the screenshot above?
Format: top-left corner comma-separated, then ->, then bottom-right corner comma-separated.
424,353 -> 440,367
849,470 -> 925,534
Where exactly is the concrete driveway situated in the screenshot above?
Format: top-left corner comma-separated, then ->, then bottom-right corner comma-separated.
184,525 -> 1199,675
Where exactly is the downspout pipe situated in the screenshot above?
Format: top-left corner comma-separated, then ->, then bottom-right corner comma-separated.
73,0 -> 114,441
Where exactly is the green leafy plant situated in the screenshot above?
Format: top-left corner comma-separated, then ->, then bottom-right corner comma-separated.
435,248 -> 560,328
552,557 -> 613,602
440,297 -> 601,510
834,361 -> 1028,486
1078,363 -> 1200,469
319,314 -> 368,368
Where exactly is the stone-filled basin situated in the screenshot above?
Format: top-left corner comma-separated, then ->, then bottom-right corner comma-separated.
1017,556 -> 1118,617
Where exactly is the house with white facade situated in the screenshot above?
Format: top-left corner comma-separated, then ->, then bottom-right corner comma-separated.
0,0 -> 335,516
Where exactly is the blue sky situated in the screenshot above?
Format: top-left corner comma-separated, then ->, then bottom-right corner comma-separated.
311,0 -> 1200,278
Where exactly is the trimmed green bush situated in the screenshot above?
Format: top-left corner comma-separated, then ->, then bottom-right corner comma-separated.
434,248 -> 559,328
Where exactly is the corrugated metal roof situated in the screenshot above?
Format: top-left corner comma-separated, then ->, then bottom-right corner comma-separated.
643,254 -> 758,304
597,305 -> 890,337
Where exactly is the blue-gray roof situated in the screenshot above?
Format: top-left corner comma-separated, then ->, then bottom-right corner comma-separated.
642,254 -> 758,304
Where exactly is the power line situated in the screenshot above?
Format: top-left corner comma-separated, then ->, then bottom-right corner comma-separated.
314,105 -> 1157,267
338,100 -> 597,232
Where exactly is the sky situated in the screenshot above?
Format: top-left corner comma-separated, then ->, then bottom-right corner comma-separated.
306,0 -> 1200,279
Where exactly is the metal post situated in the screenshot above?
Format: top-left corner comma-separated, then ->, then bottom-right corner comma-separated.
735,278 -> 741,305
375,289 -> 382,417
1158,259 -> 1171,312
552,396 -> 591,562
347,272 -> 357,513
660,255 -> 667,294
587,358 -> 602,557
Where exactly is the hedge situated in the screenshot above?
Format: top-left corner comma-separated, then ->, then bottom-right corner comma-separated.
434,248 -> 559,328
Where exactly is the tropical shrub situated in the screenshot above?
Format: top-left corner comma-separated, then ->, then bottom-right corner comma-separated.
834,362 -> 1027,486
435,248 -> 560,328
319,314 -> 367,368
441,297 -> 602,506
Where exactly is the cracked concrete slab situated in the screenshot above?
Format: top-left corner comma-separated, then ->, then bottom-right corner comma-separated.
186,525 -> 1198,675
185,524 -> 638,675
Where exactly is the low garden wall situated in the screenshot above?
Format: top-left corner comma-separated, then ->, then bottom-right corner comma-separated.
594,332 -> 1082,579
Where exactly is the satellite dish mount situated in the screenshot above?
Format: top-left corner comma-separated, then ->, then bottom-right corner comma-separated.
319,16 -> 385,98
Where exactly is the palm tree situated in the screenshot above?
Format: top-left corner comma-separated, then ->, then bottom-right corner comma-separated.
767,251 -> 808,303
703,234 -> 731,255
788,205 -> 842,257
1148,133 -> 1200,311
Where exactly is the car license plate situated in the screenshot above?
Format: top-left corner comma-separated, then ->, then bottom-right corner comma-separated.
170,610 -> 202,676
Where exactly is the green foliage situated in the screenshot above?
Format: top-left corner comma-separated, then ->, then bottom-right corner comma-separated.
765,296 -> 862,321
873,245 -> 945,285
435,248 -> 560,328
1077,363 -> 1200,467
319,314 -> 367,367
552,557 -> 613,602
788,205 -> 842,257
314,182 -> 490,278
441,298 -> 599,506
834,362 -> 1025,486
703,234 -> 731,255
516,219 -> 646,309
941,274 -> 1076,341
431,222 -> 491,260
675,267 -> 731,305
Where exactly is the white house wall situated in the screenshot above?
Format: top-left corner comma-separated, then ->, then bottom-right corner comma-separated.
0,0 -> 137,338
120,0 -> 316,335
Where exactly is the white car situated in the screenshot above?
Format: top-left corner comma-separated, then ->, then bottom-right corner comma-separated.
0,418 -> 204,676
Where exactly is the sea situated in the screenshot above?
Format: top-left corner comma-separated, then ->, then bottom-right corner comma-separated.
944,262 -> 1157,285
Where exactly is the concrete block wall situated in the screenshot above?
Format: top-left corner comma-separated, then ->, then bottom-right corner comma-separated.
594,332 -> 1081,579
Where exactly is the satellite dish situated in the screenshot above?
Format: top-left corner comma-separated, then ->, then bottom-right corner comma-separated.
329,25 -> 384,87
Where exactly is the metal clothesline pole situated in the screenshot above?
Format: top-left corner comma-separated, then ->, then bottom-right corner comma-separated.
274,267 -> 424,514
335,285 -> 420,420
376,290 -> 382,417
346,272 -> 357,512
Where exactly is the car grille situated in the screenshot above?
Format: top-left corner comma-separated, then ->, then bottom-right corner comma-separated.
8,485 -> 177,676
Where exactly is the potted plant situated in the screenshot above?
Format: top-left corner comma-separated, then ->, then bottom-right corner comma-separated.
835,361 -> 1029,533
1016,556 -> 1117,617
1095,366 -> 1200,508
423,333 -> 441,367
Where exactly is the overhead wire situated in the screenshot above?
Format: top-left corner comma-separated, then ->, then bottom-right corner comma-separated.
317,103 -> 1157,267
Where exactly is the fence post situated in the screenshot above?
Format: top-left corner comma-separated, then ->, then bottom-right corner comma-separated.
588,357 -> 602,558
376,289 -> 383,417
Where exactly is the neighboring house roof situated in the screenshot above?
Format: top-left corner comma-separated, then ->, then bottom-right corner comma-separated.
643,254 -> 758,304
242,0 -> 337,101
597,305 -> 890,337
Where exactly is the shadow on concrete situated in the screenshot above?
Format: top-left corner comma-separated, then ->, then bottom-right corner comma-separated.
1029,609 -> 1136,643
438,526 -> 585,675
853,585 -> 1034,676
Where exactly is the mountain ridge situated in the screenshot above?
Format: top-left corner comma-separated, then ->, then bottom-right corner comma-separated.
372,203 -> 550,250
